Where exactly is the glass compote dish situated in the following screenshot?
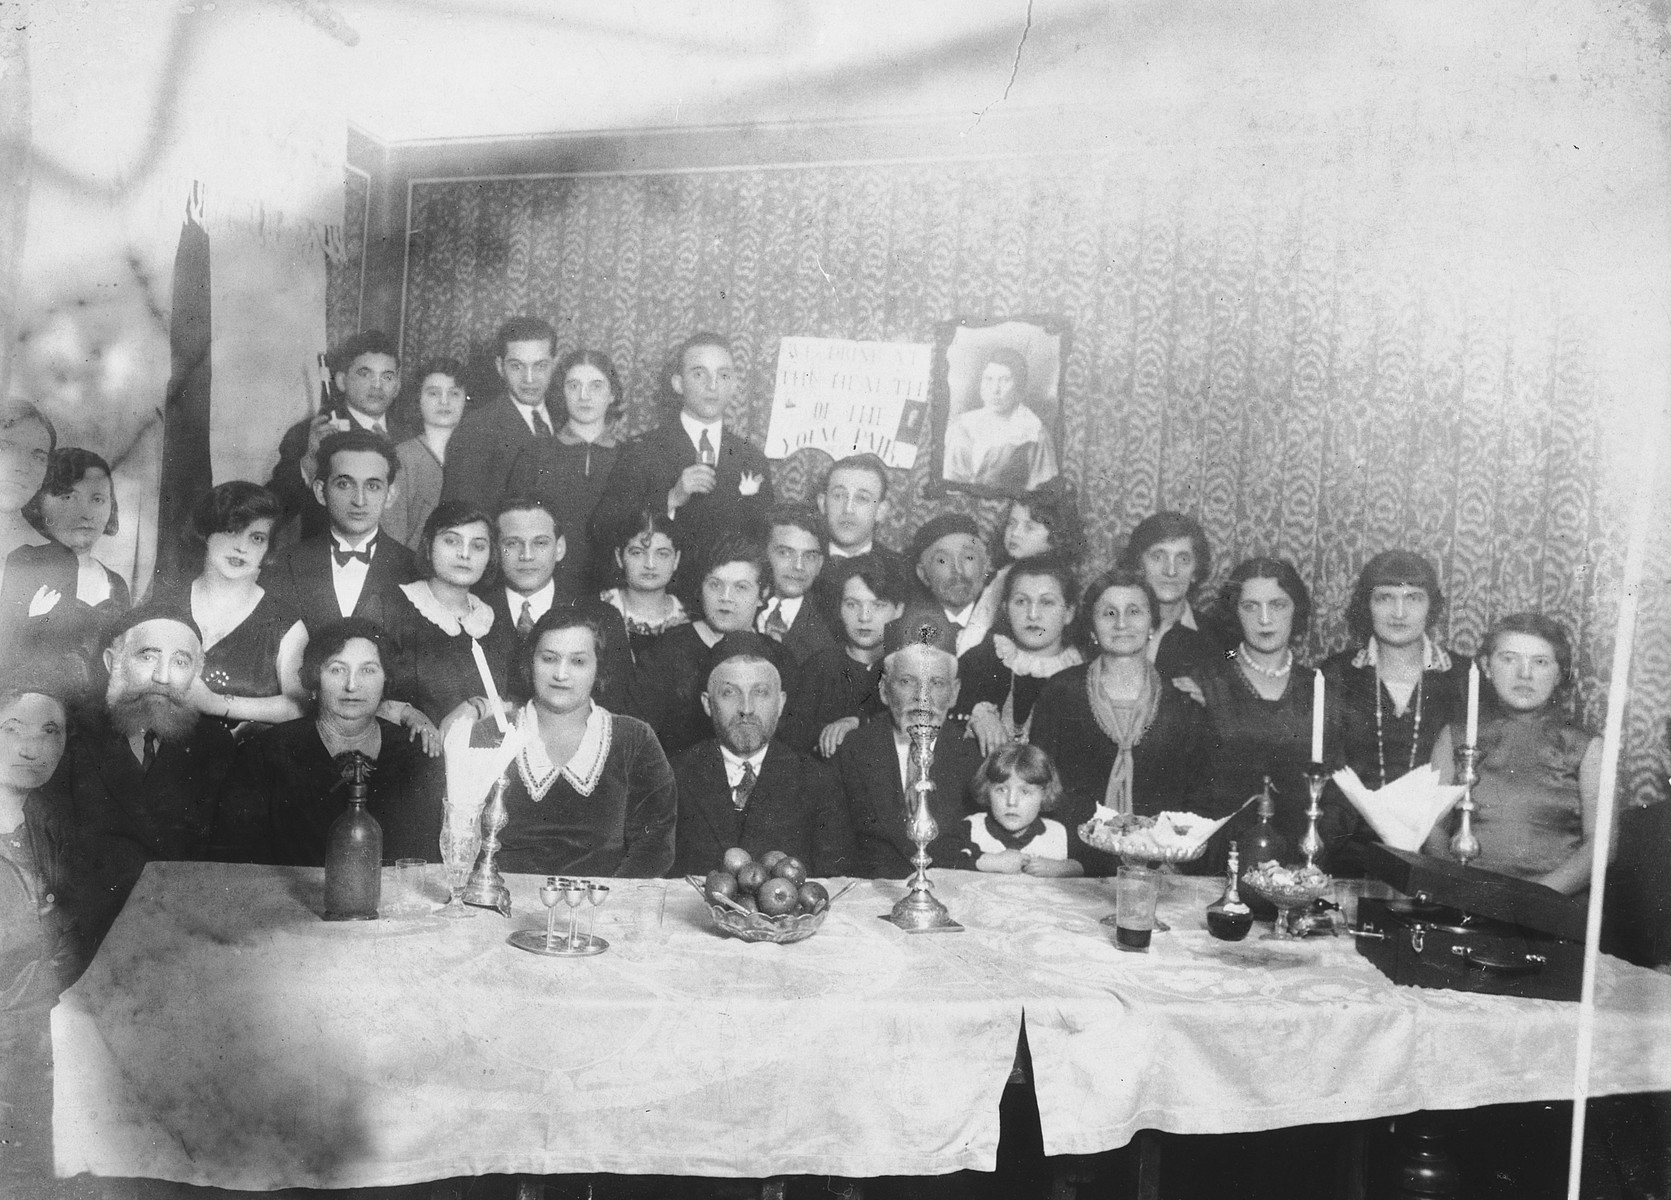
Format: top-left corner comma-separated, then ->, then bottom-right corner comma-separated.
1240,860 -> 1333,941
1078,810 -> 1224,932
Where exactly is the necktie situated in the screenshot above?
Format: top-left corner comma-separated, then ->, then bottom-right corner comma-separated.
141,731 -> 158,772
763,602 -> 789,642
333,545 -> 372,567
732,760 -> 757,811
698,428 -> 716,466
532,407 -> 554,438
517,599 -> 535,636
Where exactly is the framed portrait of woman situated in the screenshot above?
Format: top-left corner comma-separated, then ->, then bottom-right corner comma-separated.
929,314 -> 1070,499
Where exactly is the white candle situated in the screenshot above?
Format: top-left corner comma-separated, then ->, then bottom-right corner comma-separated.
1311,671 -> 1325,763
470,639 -> 511,735
1465,660 -> 1480,747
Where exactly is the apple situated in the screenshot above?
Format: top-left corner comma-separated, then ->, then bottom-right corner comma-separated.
773,856 -> 808,887
757,876 -> 799,917
735,862 -> 770,893
760,849 -> 789,871
797,881 -> 830,914
722,847 -> 753,874
734,893 -> 759,913
705,870 -> 739,904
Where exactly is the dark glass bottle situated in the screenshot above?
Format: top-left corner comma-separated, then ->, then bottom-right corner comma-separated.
1242,775 -> 1289,867
324,752 -> 382,921
1206,842 -> 1254,941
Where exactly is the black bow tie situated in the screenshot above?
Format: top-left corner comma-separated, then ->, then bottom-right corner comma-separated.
333,545 -> 373,567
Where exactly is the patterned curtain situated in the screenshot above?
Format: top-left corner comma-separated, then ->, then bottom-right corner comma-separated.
399,154 -> 1667,806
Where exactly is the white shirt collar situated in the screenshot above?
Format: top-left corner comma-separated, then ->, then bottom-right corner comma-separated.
346,407 -> 387,435
828,540 -> 874,558
720,743 -> 769,788
332,530 -> 377,553
944,601 -> 976,627
510,397 -> 553,433
678,410 -> 724,455
506,580 -> 557,621
759,594 -> 803,627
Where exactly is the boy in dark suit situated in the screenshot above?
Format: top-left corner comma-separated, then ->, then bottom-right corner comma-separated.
671,633 -> 852,877
260,429 -> 416,636
441,316 -> 561,516
756,503 -> 836,667
592,332 -> 774,598
830,614 -> 983,878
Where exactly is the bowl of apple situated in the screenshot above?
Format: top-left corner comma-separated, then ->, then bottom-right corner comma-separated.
687,848 -> 851,944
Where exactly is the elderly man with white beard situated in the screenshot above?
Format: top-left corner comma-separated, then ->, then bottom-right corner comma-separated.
61,603 -> 236,950
669,632 -> 852,878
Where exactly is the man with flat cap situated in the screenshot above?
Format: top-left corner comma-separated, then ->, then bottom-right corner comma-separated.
670,632 -> 853,877
830,613 -> 984,878
61,603 -> 237,949
905,512 -> 991,657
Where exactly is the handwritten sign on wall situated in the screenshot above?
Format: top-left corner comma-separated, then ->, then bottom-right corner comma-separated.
763,336 -> 931,468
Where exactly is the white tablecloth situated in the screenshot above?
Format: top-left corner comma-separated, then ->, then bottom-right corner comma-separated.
52,862 -> 1671,1189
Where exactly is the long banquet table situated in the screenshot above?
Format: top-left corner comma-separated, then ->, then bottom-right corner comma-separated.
52,861 -> 1671,1191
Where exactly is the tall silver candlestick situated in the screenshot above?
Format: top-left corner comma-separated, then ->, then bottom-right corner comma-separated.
463,774 -> 513,915
1450,743 -> 1482,866
1300,763 -> 1327,869
884,723 -> 963,933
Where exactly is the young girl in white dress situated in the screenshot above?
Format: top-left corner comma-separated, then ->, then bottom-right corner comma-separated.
958,743 -> 1084,877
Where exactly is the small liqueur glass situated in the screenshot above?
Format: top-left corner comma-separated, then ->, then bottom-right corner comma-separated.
539,877 -> 564,951
584,882 -> 610,949
563,878 -> 587,950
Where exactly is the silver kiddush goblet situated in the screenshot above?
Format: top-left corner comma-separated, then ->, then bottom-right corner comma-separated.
463,775 -> 513,915
1450,743 -> 1482,866
1300,762 -> 1328,869
884,723 -> 963,934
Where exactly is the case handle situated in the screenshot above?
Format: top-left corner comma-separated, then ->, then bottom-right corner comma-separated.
1450,945 -> 1547,975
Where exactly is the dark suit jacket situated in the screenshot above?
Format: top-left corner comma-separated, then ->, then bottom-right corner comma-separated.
830,714 -> 984,879
769,597 -> 838,667
440,395 -> 549,517
259,530 -> 416,637
266,410 -> 419,541
592,419 -> 775,571
671,739 -> 854,877
214,717 -> 443,867
64,716 -> 237,949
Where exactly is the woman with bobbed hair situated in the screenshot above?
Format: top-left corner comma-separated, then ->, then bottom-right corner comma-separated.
1,447 -> 129,672
941,346 -> 1060,493
1196,557 -> 1347,867
1028,566 -> 1216,876
215,618 -> 443,867
506,348 -> 628,592
482,606 -> 676,878
380,500 -> 510,729
1321,549 -> 1470,871
382,356 -> 468,551
967,485 -> 1086,647
955,555 -> 1085,754
1423,612 -> 1604,894
1117,510 -> 1222,687
154,481 -> 309,732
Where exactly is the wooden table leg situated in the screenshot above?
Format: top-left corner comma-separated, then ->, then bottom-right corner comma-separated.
1387,1113 -> 1460,1198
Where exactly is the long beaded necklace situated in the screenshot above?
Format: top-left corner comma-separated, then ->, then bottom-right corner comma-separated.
1373,668 -> 1423,787
1236,644 -> 1293,678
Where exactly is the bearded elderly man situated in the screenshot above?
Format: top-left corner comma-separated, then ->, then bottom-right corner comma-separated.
831,616 -> 984,878
670,633 -> 852,877
61,604 -> 237,949
902,512 -> 992,657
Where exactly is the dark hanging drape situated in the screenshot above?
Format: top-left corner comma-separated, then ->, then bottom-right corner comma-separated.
155,187 -> 213,588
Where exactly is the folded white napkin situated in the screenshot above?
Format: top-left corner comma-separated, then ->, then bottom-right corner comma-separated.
1331,764 -> 1465,852
443,715 -> 527,825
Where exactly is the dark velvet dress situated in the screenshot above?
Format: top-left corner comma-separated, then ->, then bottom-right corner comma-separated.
192,591 -> 301,702
623,622 -> 717,758
1319,644 -> 1471,874
215,717 -> 443,867
951,635 -> 1082,736
474,711 -> 676,878
0,541 -> 130,676
381,586 -> 514,724
1028,662 -> 1218,876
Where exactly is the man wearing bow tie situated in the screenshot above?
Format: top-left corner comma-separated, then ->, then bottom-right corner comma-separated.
592,332 -> 775,602
261,430 -> 416,637
266,331 -> 416,541
441,317 -> 562,517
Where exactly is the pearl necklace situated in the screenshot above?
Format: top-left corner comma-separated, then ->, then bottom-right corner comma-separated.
1236,644 -> 1293,678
